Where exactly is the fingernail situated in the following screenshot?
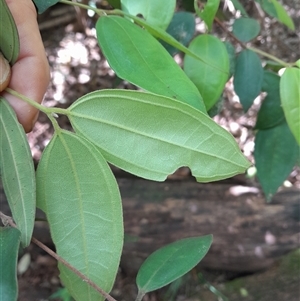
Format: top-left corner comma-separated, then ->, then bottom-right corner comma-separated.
0,52 -> 11,92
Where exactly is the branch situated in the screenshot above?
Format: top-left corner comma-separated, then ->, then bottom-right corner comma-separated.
0,211 -> 118,301
214,17 -> 292,67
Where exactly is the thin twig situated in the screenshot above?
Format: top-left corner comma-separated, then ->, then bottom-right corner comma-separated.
0,211 -> 118,301
214,17 -> 292,67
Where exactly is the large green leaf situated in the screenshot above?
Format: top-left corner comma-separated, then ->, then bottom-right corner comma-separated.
0,227 -> 20,301
121,0 -> 176,30
96,16 -> 205,112
194,0 -> 220,31
0,98 -> 36,247
255,70 -> 285,130
233,49 -> 263,112
183,34 -> 229,110
69,89 -> 251,182
232,18 -> 260,42
254,122 -> 299,200
32,0 -> 60,14
119,11 -> 221,70
136,235 -> 213,296
161,12 -> 195,56
36,130 -> 123,301
0,0 -> 19,63
280,67 -> 300,145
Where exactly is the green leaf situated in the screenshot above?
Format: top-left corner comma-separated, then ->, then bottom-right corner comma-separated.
254,122 -> 299,200
32,0 -> 60,14
280,67 -> 300,145
0,227 -> 21,301
36,130 -> 123,301
255,71 -> 285,130
96,16 -> 205,112
183,34 -> 229,110
271,0 -> 295,29
114,12 -> 221,75
224,41 -> 236,78
0,98 -> 36,247
160,12 -> 195,56
233,49 -> 263,111
121,0 -> 176,30
0,0 -> 19,64
256,0 -> 295,30
107,0 -> 121,8
69,89 -> 251,182
232,18 -> 261,42
194,0 -> 220,31
136,235 -> 213,295
229,0 -> 248,16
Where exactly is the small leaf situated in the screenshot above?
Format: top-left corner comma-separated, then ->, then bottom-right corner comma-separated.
255,71 -> 285,130
160,12 -> 195,56
0,227 -> 21,301
183,34 -> 229,110
0,0 -> 20,63
107,0 -> 121,8
69,90 -> 251,182
121,0 -> 176,30
232,18 -> 261,42
96,16 -> 205,112
256,0 -> 295,30
266,0 -> 294,30
136,235 -> 213,295
224,41 -> 236,78
229,0 -> 248,16
36,130 -> 123,301
254,122 -> 299,200
32,0 -> 60,14
233,49 -> 263,111
194,0 -> 220,31
0,98 -> 36,247
280,67 -> 300,145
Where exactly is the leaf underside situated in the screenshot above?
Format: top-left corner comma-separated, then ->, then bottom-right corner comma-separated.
69,89 -> 250,182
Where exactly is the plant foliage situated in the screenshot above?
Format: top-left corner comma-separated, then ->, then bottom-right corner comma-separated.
0,0 -> 299,300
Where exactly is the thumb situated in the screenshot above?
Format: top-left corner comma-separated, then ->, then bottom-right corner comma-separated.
0,52 -> 11,92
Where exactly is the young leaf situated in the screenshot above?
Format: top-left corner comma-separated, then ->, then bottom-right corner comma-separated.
254,122 -> 299,200
0,98 -> 36,247
183,34 -> 229,110
0,0 -> 19,64
255,71 -> 285,130
233,49 -> 263,112
259,0 -> 295,30
280,67 -> 300,145
136,235 -> 213,295
96,16 -> 206,112
121,0 -> 176,30
194,0 -> 220,31
69,89 -> 251,182
36,130 -> 123,301
31,0 -> 60,14
232,18 -> 261,42
160,12 -> 195,56
0,227 -> 21,301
